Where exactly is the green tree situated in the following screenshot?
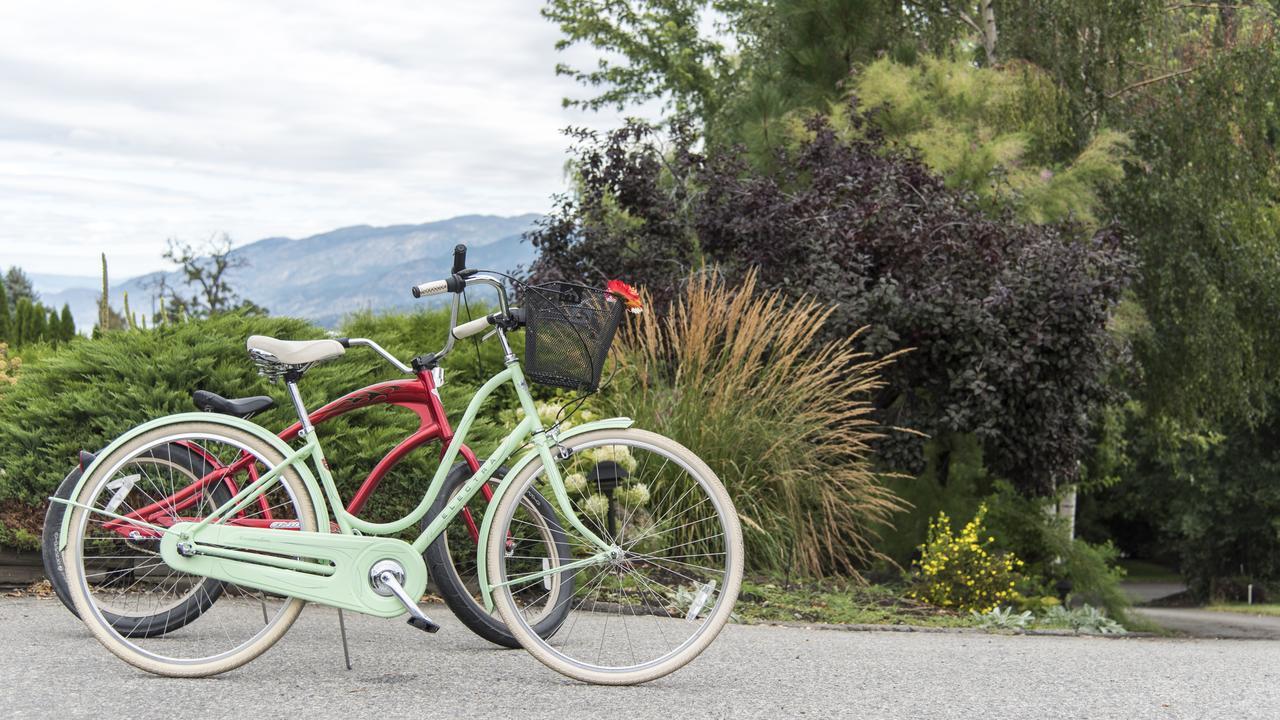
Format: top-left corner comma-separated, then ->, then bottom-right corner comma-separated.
905,1 -> 998,63
3,267 -> 36,305
542,0 -> 744,120
715,0 -> 912,152
1109,17 -> 1280,426
13,299 -> 32,346
30,303 -> 47,344
160,234 -> 250,317
0,280 -> 9,343
541,1 -> 1005,148
59,304 -> 75,341
837,55 -> 1128,227
995,0 -> 1164,153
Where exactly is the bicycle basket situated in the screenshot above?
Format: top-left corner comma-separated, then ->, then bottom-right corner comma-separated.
522,282 -> 625,391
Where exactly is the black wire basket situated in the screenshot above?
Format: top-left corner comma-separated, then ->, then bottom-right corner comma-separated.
522,282 -> 625,392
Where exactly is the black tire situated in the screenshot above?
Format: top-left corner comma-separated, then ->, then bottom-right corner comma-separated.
42,463 -> 87,617
424,462 -> 574,648
41,444 -> 232,636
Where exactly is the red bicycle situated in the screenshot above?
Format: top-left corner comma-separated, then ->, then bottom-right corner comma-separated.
41,245 -> 571,648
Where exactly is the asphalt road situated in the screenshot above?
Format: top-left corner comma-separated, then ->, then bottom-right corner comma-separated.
3,596 -> 1278,720
1134,607 -> 1280,640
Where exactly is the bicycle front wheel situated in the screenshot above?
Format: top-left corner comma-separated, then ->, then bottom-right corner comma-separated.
488,428 -> 743,685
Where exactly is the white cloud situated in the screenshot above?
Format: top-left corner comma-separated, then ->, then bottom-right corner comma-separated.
0,0 -> 652,278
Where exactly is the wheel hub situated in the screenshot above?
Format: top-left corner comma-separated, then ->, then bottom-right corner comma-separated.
368,559 -> 407,597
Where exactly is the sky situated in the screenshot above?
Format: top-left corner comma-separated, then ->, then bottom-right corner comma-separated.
0,1 -> 647,279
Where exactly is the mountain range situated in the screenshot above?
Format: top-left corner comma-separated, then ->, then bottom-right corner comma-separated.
35,214 -> 542,330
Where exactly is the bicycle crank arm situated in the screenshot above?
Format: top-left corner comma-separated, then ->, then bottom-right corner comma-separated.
160,522 -> 429,619
370,561 -> 440,633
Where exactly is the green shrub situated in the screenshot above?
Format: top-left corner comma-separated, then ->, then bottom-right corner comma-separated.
601,271 -> 906,578
972,606 -> 1033,630
908,505 -> 1024,613
0,307 -> 524,548
876,432 -> 990,565
983,480 -> 1131,621
1040,604 -> 1125,635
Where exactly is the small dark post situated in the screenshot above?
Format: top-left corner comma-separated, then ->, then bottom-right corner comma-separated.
589,461 -> 629,540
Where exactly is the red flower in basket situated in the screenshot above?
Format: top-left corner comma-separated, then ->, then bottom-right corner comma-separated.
606,279 -> 644,314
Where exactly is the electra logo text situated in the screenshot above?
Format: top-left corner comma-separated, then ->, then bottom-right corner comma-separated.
269,521 -> 301,529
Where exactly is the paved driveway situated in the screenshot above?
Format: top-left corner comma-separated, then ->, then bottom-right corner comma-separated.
1134,607 -> 1280,640
3,597 -> 1278,719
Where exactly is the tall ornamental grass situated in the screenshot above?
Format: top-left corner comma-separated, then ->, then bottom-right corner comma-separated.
602,271 -> 906,578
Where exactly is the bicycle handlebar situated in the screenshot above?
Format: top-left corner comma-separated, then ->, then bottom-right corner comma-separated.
451,244 -> 467,275
411,278 -> 451,298
409,243 -> 514,361
451,313 -> 496,340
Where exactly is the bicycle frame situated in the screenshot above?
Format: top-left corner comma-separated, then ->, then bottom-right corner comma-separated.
197,359 -> 613,555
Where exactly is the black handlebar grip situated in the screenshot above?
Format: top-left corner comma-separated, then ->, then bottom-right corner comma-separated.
452,244 -> 467,275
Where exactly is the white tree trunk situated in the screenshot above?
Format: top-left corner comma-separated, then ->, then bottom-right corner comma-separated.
979,0 -> 997,64
1057,488 -> 1077,541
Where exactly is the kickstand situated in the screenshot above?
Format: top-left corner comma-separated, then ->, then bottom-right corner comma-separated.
337,609 -> 353,671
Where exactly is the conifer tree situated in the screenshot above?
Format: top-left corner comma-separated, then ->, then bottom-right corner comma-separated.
30,304 -> 47,344
0,281 -> 9,343
3,267 -> 35,305
13,299 -> 31,346
59,304 -> 75,340
45,308 -> 59,343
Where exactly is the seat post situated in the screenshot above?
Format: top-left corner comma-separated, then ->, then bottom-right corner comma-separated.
283,372 -> 314,437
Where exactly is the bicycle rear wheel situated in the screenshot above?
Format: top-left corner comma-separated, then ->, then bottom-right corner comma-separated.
42,443 -> 231,634
424,462 -> 574,648
64,421 -> 319,676
488,428 -> 743,685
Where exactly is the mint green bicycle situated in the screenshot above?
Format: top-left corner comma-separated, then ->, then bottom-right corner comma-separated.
56,264 -> 743,685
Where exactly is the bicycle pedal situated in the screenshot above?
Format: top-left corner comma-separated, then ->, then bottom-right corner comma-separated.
369,560 -> 440,635
407,616 -> 441,633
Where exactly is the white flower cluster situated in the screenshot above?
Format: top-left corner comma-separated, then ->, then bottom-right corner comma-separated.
584,444 -> 638,473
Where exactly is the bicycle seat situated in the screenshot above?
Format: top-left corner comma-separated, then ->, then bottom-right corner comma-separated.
246,335 -> 346,366
191,390 -> 276,418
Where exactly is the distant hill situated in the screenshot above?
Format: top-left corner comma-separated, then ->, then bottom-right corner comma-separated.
27,272 -> 102,295
37,214 -> 541,330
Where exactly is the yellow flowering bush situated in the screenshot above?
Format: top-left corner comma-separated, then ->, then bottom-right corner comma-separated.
908,504 -> 1024,613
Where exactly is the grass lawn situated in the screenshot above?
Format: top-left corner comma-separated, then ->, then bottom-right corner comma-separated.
1205,603 -> 1280,617
734,578 -> 979,628
733,577 -> 1145,634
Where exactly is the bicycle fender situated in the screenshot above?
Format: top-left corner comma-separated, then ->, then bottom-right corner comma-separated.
57,412 -> 329,550
476,416 -> 634,612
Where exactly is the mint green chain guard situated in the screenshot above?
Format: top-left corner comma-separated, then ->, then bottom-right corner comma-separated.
476,417 -> 634,612
160,522 -> 427,618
